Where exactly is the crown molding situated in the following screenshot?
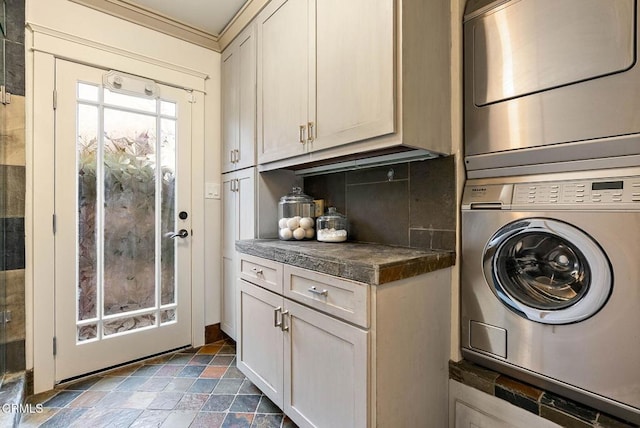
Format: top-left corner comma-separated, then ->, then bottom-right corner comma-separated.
217,0 -> 269,51
69,0 -> 221,51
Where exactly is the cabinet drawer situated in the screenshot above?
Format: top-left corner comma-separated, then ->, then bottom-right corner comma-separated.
284,265 -> 369,328
239,254 -> 283,294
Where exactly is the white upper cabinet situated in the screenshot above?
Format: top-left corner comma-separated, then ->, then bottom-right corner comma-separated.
312,0 -> 395,152
255,0 -> 452,169
256,0 -> 310,164
222,25 -> 257,173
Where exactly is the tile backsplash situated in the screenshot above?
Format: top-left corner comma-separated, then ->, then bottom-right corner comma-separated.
303,155 -> 456,251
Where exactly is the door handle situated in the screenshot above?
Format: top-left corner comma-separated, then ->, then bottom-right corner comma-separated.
299,125 -> 306,144
274,306 -> 282,328
307,122 -> 314,142
167,229 -> 189,239
308,286 -> 328,297
281,310 -> 290,332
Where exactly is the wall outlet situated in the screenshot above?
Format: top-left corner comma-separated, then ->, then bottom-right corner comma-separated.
205,182 -> 220,199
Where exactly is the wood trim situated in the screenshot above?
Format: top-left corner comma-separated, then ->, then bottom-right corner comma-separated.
68,0 -> 270,53
217,0 -> 269,51
27,23 -> 210,91
69,0 -> 220,51
205,323 -> 231,344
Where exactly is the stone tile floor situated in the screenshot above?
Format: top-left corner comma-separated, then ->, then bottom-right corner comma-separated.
19,339 -> 298,428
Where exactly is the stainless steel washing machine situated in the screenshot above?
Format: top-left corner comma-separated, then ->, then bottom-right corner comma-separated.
461,167 -> 640,424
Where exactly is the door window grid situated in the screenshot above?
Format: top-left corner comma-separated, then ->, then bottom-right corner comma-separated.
75,81 -> 178,343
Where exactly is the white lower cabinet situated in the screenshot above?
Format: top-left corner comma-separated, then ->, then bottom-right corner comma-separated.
238,280 -> 367,428
449,381 -> 562,428
237,280 -> 284,401
237,253 -> 451,428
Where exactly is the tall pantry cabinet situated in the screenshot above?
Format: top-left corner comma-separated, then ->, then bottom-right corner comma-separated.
221,23 -> 257,339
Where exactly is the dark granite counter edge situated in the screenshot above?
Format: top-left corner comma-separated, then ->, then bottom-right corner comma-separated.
235,240 -> 455,285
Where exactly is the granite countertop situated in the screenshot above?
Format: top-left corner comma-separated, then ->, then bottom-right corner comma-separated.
235,239 -> 455,286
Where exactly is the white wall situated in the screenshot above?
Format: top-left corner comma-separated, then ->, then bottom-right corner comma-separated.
25,0 -> 221,392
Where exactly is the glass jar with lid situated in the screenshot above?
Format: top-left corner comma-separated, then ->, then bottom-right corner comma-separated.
278,187 -> 316,240
316,207 -> 348,242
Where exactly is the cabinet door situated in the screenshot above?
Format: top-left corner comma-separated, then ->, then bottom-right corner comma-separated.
221,173 -> 238,337
221,169 -> 255,339
237,280 -> 285,408
450,381 -> 562,428
257,0 -> 310,163
235,168 -> 255,241
312,0 -> 395,151
221,47 -> 239,173
222,26 -> 256,172
236,27 -> 256,170
284,299 -> 368,428
455,401 -> 513,428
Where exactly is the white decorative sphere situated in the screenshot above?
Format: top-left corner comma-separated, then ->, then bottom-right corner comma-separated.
305,227 -> 315,239
299,217 -> 314,230
287,217 -> 300,230
278,218 -> 288,229
279,228 -> 293,240
293,227 -> 306,240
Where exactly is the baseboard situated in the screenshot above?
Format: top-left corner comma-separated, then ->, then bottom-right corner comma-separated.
204,323 -> 231,344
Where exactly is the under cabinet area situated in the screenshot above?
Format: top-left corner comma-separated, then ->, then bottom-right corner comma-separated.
235,248 -> 452,428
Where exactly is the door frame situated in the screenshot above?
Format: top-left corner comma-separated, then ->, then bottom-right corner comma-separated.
27,25 -> 210,393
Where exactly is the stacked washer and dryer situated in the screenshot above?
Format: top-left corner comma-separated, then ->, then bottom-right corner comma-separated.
461,0 -> 640,424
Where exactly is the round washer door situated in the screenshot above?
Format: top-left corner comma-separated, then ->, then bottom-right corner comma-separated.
483,218 -> 612,324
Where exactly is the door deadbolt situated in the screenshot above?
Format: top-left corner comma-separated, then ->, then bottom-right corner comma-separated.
179,211 -> 188,220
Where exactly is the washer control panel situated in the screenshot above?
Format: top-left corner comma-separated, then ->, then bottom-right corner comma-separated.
513,176 -> 640,207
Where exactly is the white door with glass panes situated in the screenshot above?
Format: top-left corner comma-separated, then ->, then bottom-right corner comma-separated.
54,59 -> 193,381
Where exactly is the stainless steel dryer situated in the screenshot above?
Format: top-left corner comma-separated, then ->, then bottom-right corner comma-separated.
461,167 -> 640,424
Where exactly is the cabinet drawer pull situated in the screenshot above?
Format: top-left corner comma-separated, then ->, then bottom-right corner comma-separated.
274,306 -> 282,328
308,286 -> 328,297
252,267 -> 263,275
230,150 -> 235,164
234,149 -> 239,163
281,310 -> 290,331
299,125 -> 306,144
307,122 -> 314,142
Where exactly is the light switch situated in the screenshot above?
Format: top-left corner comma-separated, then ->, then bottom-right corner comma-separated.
205,182 -> 220,199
